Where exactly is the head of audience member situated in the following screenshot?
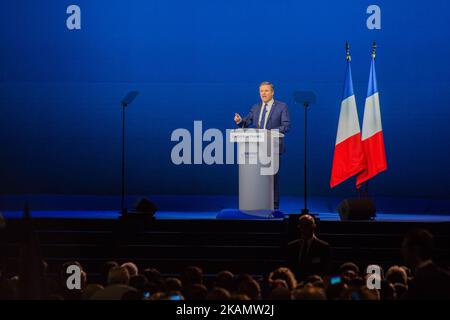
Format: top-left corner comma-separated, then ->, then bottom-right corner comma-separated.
269,286 -> 291,300
181,266 -> 203,287
143,268 -> 163,288
292,284 -> 326,300
215,270 -> 234,292
184,283 -> 208,300
165,277 -> 183,292
303,275 -> 324,288
107,266 -> 130,286
82,284 -> 104,300
121,262 -> 139,277
268,267 -> 297,290
339,262 -> 360,277
237,279 -> 261,300
298,214 -> 316,241
270,279 -> 289,290
101,261 -> 119,286
233,273 -> 254,291
129,274 -> 148,292
206,287 -> 231,300
402,228 -> 434,270
386,265 -> 408,285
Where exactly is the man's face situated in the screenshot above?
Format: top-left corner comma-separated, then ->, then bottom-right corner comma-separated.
260,85 -> 274,103
298,220 -> 315,240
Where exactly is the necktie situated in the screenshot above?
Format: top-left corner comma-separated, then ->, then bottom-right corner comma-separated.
259,103 -> 268,129
299,240 -> 309,263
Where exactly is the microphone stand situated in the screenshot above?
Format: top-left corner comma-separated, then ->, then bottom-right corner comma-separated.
121,100 -> 127,216
301,101 -> 310,215
292,91 -> 317,219
119,91 -> 139,217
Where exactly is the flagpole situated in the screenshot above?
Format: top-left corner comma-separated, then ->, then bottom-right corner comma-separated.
347,41 -> 365,199
346,41 -> 351,62
364,42 -> 377,197
372,41 -> 377,60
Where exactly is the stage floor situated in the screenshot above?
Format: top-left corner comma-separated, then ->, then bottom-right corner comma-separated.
3,210 -> 450,222
2,195 -> 450,222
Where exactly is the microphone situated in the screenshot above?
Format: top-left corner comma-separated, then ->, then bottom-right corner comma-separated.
234,113 -> 241,129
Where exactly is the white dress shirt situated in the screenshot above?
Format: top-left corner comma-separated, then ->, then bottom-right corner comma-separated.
258,99 -> 274,129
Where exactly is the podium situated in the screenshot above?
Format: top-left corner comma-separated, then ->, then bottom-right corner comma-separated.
229,129 -> 284,216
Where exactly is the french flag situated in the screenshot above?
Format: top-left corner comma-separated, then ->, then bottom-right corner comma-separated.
356,57 -> 387,187
330,58 -> 366,188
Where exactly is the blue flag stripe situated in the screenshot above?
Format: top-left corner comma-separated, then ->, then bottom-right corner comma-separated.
342,61 -> 355,100
367,59 -> 379,97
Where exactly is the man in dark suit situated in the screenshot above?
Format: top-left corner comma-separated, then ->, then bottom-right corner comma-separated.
286,214 -> 331,281
402,228 -> 450,299
234,81 -> 291,209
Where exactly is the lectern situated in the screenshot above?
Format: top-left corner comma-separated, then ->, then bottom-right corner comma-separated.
229,129 -> 284,216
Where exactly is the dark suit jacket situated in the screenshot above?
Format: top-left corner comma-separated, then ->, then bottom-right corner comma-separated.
403,262 -> 450,300
239,100 -> 290,153
286,236 -> 331,281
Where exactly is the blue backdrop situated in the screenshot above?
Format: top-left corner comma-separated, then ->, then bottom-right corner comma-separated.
1,0 -> 450,199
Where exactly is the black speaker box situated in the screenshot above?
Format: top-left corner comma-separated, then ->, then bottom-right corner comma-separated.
337,198 -> 376,220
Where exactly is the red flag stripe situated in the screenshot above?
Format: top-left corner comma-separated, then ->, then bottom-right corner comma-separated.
356,131 -> 387,187
330,132 -> 366,188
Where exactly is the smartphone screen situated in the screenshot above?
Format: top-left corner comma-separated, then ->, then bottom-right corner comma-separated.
330,276 -> 341,285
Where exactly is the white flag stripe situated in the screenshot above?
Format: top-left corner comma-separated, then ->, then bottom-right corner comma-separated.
335,95 -> 361,145
361,92 -> 383,140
